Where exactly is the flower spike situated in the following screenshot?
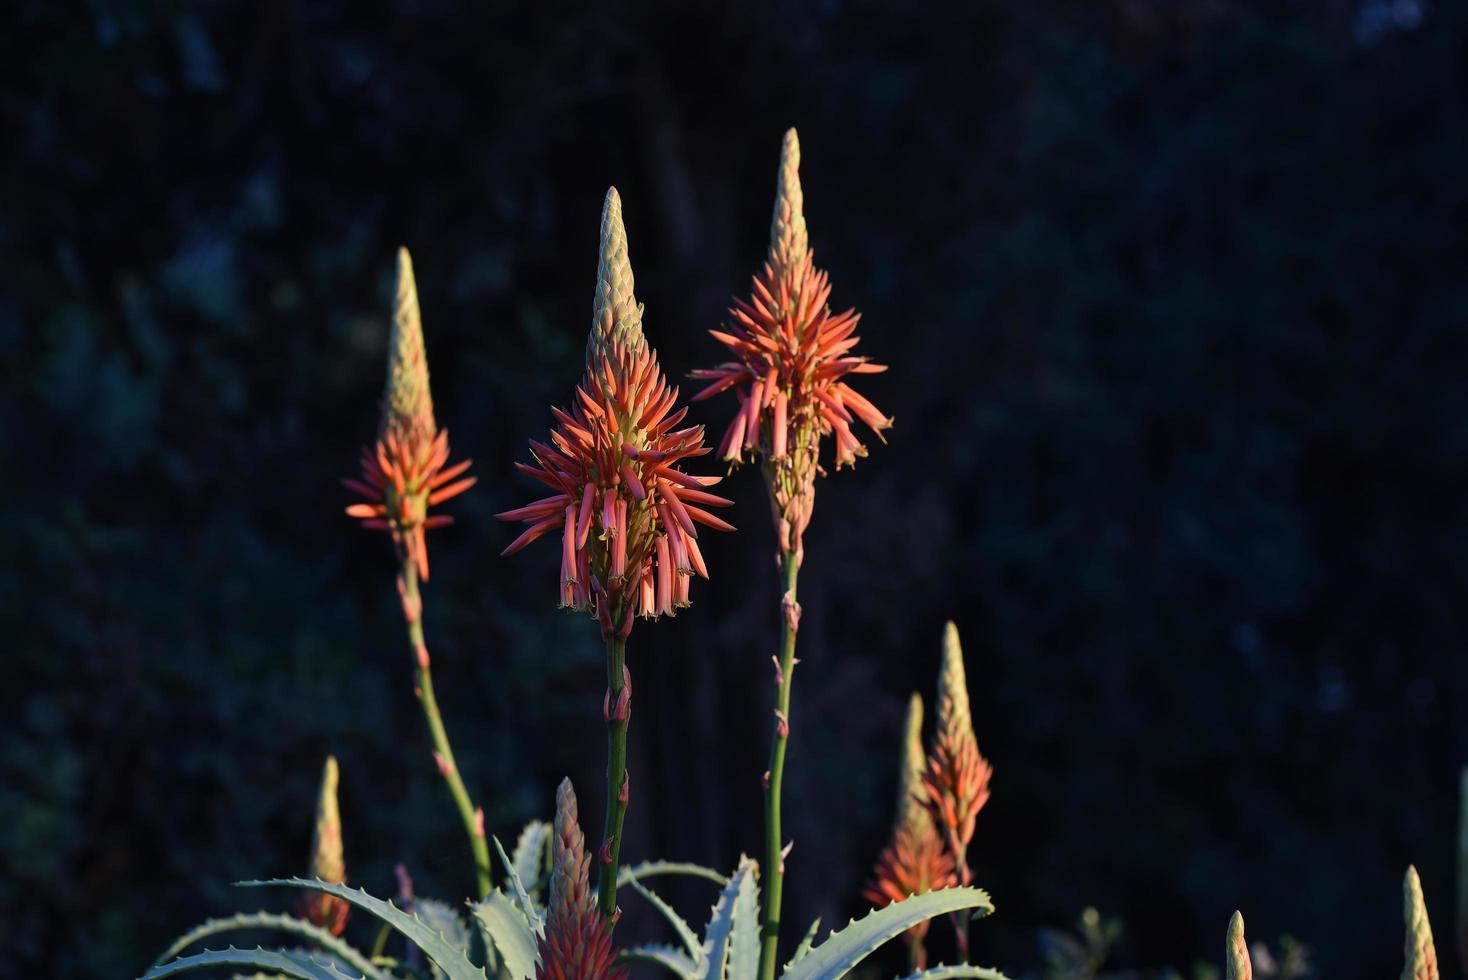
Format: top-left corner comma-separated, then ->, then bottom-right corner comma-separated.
501,188 -> 732,633
921,622 -> 993,879
863,693 -> 954,970
692,128 -> 889,566
297,756 -> 349,936
344,247 -> 476,579
538,779 -> 627,980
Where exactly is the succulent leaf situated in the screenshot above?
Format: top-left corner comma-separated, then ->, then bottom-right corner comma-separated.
471,890 -> 540,980
511,820 -> 553,898
236,880 -> 488,980
492,836 -> 547,939
619,861 -> 729,888
152,911 -> 383,979
727,862 -> 761,980
139,946 -> 359,980
785,918 -> 822,970
898,967 -> 1010,980
615,944 -> 699,978
781,886 -> 994,980
696,858 -> 757,980
629,878 -> 704,962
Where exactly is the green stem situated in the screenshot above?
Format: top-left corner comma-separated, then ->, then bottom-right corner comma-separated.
758,552 -> 801,980
597,632 -> 630,918
398,559 -> 493,899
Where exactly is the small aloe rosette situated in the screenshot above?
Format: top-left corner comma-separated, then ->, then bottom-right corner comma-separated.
537,778 -> 628,980
499,188 -> 733,633
344,248 -> 476,579
863,694 -> 954,970
690,127 -> 890,566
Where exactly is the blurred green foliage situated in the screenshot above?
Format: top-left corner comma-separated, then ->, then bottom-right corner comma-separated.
3,1 -> 1466,977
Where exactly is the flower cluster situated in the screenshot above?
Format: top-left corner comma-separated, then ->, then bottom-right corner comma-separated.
920,622 -> 993,881
538,779 -> 627,980
691,128 -> 890,565
863,694 -> 954,969
344,248 -> 476,579
499,189 -> 733,634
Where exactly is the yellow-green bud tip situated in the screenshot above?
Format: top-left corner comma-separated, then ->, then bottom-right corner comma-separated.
769,128 -> 809,272
382,246 -> 435,445
1226,911 -> 1251,980
937,621 -> 973,739
1404,864 -> 1440,980
588,186 -> 645,361
895,692 -> 929,833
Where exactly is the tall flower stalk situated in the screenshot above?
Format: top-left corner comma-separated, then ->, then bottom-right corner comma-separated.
920,622 -> 993,960
344,248 -> 489,898
500,188 -> 733,920
692,128 -> 892,980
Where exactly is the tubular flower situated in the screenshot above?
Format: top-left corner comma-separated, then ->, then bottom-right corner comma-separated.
864,694 -> 954,968
344,248 -> 476,580
691,128 -> 891,565
920,622 -> 993,882
499,188 -> 733,631
297,756 -> 349,936
538,779 -> 627,980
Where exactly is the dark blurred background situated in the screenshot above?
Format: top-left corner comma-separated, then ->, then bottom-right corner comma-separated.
4,1 -> 1468,977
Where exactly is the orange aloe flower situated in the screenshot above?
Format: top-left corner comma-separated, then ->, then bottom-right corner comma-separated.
864,694 -> 954,969
499,188 -> 733,632
344,248 -> 476,579
691,128 -> 890,565
920,623 -> 993,885
538,778 -> 628,980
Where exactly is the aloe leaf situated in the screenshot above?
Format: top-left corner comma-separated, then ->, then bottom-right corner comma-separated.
237,880 -> 488,980
696,858 -> 756,980
152,911 -> 384,979
139,946 -> 358,980
510,821 -> 551,897
491,836 -> 546,938
785,918 -> 821,969
619,860 -> 729,887
899,967 -> 1010,979
414,900 -> 473,980
726,862 -> 761,980
470,890 -> 539,980
629,877 -> 704,962
616,943 -> 699,978
781,887 -> 994,980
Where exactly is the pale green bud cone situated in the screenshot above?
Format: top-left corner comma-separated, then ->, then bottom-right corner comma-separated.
1225,911 -> 1251,980
768,128 -> 808,273
587,187 -> 645,362
382,247 -> 436,445
1404,865 -> 1440,980
896,692 -> 931,835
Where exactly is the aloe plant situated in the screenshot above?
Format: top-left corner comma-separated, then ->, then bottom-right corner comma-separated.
616,855 -> 1006,980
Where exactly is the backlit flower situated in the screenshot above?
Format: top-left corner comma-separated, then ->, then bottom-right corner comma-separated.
499,189 -> 733,632
691,128 -> 890,564
538,778 -> 627,980
344,248 -> 476,579
920,622 -> 992,883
